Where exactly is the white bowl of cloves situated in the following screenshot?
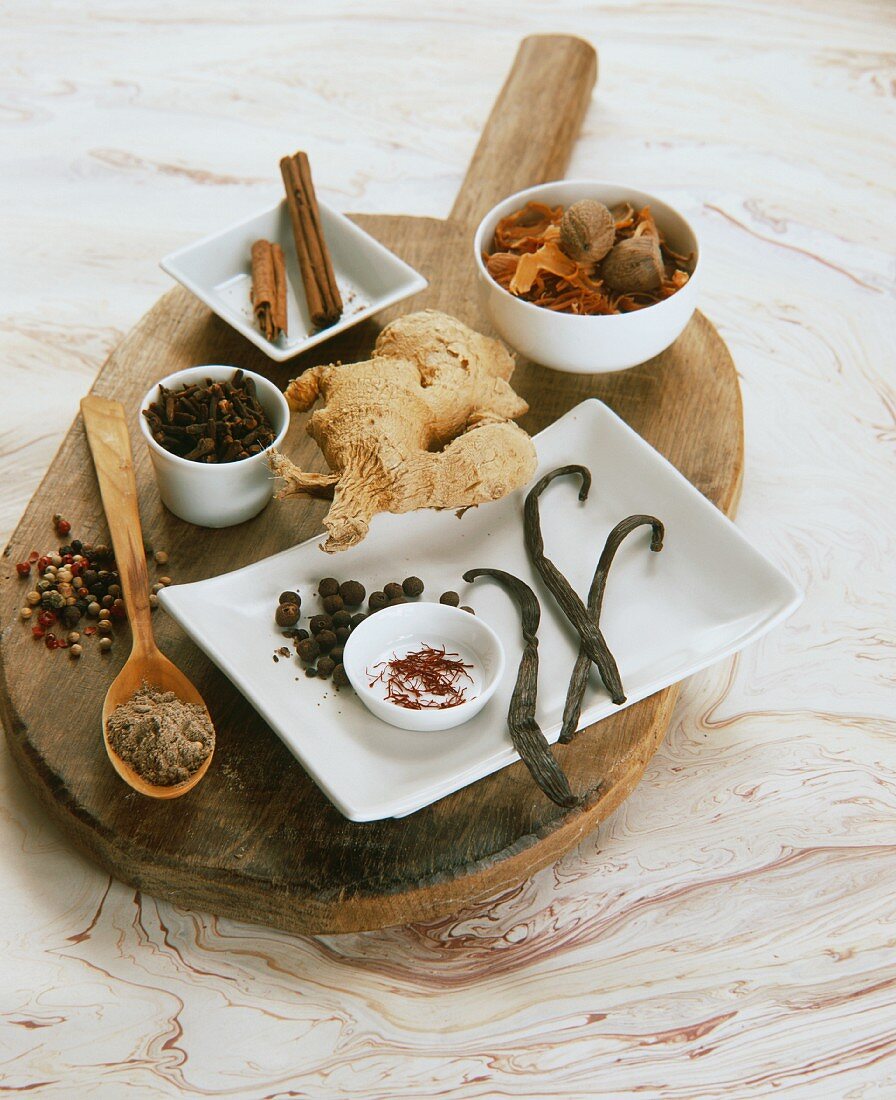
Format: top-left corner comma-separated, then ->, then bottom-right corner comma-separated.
474,180 -> 700,373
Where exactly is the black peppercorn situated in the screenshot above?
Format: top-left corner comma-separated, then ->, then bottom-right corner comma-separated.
339,580 -> 365,606
402,576 -> 424,597
61,605 -> 82,628
322,593 -> 344,614
383,582 -> 404,600
317,629 -> 337,652
317,656 -> 336,678
332,609 -> 351,628
318,577 -> 339,598
368,591 -> 387,612
297,637 -> 320,663
279,590 -> 300,606
332,663 -> 350,688
439,590 -> 460,606
275,603 -> 300,628
309,614 -> 332,635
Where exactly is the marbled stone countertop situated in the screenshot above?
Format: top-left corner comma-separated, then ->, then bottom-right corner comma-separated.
2,2 -> 894,1096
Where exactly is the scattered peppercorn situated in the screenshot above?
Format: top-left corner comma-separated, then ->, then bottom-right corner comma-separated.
16,562 -> 31,577
279,590 -> 300,606
67,631 -> 80,644
317,656 -> 336,678
332,609 -> 351,628
305,666 -> 318,678
69,644 -> 83,659
383,582 -> 404,600
99,637 -> 112,652
295,628 -> 310,641
402,576 -> 424,597
339,580 -> 365,606
460,605 -> 476,615
275,603 -> 300,628
317,629 -> 337,652
332,664 -> 350,688
159,576 -> 172,587
154,551 -> 169,565
387,596 -> 408,607
335,626 -> 351,643
318,577 -> 339,598
330,644 -> 344,664
322,593 -> 344,615
439,591 -> 460,606
20,607 -> 32,620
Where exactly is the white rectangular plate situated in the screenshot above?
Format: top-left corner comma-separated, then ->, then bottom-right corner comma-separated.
160,200 -> 427,362
159,400 -> 802,821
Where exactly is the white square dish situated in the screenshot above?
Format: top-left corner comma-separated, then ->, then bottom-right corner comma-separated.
159,400 -> 802,821
160,200 -> 427,362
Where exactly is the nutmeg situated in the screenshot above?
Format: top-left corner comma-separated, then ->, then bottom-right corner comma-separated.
559,200 -> 616,264
600,236 -> 665,295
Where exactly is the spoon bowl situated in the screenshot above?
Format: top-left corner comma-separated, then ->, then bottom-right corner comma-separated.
82,394 -> 215,798
101,647 -> 214,799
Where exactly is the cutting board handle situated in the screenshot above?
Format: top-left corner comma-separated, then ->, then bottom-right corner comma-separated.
449,34 -> 597,232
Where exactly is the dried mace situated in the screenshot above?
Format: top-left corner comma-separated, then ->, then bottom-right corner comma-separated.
463,567 -> 577,809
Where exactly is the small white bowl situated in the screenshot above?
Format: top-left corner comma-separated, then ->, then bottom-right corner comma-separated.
139,365 -> 289,528
474,179 -> 701,373
342,603 -> 506,733
161,199 -> 427,362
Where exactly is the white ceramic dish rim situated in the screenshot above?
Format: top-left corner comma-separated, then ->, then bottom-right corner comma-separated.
159,199 -> 429,363
342,603 -> 507,731
473,179 -> 701,324
158,399 -> 803,821
138,364 -> 289,472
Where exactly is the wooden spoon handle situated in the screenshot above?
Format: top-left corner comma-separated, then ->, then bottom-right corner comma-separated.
80,396 -> 155,657
449,34 -> 597,231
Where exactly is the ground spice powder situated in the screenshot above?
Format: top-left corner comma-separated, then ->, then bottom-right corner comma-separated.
106,682 -> 214,786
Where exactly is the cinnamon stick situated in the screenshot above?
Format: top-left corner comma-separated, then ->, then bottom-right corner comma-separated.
250,239 -> 288,341
279,151 -> 342,328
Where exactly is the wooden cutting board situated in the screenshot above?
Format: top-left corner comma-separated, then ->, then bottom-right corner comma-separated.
0,36 -> 742,934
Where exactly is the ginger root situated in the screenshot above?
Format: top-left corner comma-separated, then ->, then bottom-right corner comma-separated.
269,310 -> 536,552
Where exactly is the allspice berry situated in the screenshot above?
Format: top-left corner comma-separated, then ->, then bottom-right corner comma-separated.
275,602 -> 300,628
601,236 -> 664,294
279,590 -> 300,606
332,663 -> 350,688
309,614 -> 332,635
559,199 -> 616,264
322,593 -> 344,615
439,591 -> 460,607
402,576 -> 424,598
297,637 -> 320,663
317,629 -> 337,652
317,656 -> 336,678
368,591 -> 388,612
318,577 -> 339,598
383,582 -> 404,601
339,580 -> 365,606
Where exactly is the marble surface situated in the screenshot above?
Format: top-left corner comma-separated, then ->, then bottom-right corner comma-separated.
3,1 -> 895,1096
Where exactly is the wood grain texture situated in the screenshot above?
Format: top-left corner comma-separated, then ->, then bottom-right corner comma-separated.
0,36 -> 742,934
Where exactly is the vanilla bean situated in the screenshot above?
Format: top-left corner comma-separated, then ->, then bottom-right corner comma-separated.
524,465 -> 625,704
463,568 -> 577,809
559,514 -> 665,743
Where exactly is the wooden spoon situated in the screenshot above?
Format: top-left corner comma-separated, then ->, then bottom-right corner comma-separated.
81,395 -> 214,798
